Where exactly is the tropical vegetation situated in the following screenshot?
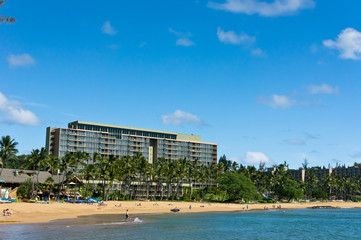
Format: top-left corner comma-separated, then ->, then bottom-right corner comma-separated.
2,135 -> 361,203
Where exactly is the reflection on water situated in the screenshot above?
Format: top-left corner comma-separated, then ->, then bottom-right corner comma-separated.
0,209 -> 361,240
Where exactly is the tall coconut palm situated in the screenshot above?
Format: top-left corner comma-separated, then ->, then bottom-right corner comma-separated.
144,162 -> 154,199
187,159 -> 200,197
163,160 -> 176,200
198,164 -> 210,199
231,161 -> 239,172
79,163 -> 97,197
29,148 -> 48,185
47,155 -> 60,177
47,154 -> 61,194
97,156 -> 110,199
174,158 -> 188,200
122,155 -> 136,199
104,155 -> 120,200
135,152 -> 147,198
154,157 -> 167,200
72,151 -> 88,174
59,153 -> 75,198
0,135 -> 18,176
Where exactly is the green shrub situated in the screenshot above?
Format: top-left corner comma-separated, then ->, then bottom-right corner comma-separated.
17,178 -> 33,198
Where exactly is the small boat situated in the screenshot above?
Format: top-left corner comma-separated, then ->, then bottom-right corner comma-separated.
170,207 -> 180,212
0,198 -> 16,202
87,197 -> 100,203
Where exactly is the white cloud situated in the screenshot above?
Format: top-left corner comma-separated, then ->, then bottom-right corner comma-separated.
251,48 -> 266,56
176,38 -> 195,47
217,27 -> 255,45
7,53 -> 35,68
323,28 -> 361,60
207,0 -> 315,17
107,44 -> 119,49
101,21 -> 117,35
284,139 -> 306,145
240,152 -> 271,165
0,92 -> 40,126
350,151 -> 361,159
258,94 -> 295,108
169,28 -> 195,47
305,132 -> 318,139
161,110 -> 204,125
308,84 -> 339,94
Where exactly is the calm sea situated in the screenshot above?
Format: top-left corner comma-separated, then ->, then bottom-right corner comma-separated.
1,208 -> 360,240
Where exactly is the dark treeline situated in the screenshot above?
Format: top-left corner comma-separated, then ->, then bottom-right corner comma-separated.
1,135 -> 361,202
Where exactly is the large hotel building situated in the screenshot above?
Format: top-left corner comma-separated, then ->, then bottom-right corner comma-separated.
46,121 -> 217,165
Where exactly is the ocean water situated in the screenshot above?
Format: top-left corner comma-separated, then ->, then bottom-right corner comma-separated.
1,208 -> 361,240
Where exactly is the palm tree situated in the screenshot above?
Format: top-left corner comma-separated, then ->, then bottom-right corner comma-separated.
0,135 -> 18,176
29,148 -> 48,185
174,158 -> 188,200
304,172 -> 319,199
46,154 -> 61,195
47,155 -> 60,177
154,157 -> 167,200
144,162 -> 154,199
104,155 -> 120,200
198,164 -> 210,199
187,159 -> 200,197
59,153 -> 75,199
122,155 -> 136,199
134,152 -> 147,198
79,163 -> 97,198
97,156 -> 110,199
72,151 -> 88,174
231,161 -> 239,172
163,160 -> 176,200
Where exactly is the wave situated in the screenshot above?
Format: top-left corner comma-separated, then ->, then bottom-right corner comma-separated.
94,222 -> 126,226
92,218 -> 143,226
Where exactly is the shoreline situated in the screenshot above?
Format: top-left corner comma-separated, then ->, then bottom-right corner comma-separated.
0,201 -> 360,225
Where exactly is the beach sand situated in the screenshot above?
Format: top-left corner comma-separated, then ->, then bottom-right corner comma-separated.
0,201 -> 360,225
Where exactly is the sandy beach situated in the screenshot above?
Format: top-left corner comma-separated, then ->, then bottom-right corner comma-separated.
0,201 -> 360,225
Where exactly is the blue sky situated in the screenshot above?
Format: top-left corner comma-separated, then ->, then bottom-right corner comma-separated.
1,0 -> 361,168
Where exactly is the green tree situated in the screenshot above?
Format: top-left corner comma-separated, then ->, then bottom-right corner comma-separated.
134,152 -> 147,198
29,148 -> 48,183
47,154 -> 60,177
5,154 -> 29,169
59,152 -> 75,198
104,155 -> 120,200
283,186 -> 303,202
0,135 -> 18,176
0,1 -> 16,24
173,158 -> 188,200
72,151 -> 88,173
17,178 -> 33,198
79,163 -> 97,197
217,172 -> 260,202
312,188 -> 328,200
97,156 -> 110,199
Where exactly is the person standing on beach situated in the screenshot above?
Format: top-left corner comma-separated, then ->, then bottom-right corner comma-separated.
125,209 -> 129,219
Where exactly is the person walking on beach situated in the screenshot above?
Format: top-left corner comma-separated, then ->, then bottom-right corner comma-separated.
125,209 -> 129,219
